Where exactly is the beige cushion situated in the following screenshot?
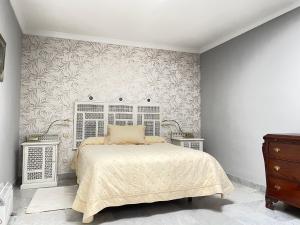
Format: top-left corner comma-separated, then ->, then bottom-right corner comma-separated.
108,125 -> 145,145
80,137 -> 105,147
145,136 -> 166,144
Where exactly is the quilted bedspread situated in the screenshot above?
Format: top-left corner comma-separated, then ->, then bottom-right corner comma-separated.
72,143 -> 234,223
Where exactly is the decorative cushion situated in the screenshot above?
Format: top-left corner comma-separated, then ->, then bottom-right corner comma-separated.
107,125 -> 145,145
80,137 -> 105,147
145,136 -> 166,144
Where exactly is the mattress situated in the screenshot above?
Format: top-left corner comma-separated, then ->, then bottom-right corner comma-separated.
72,143 -> 234,223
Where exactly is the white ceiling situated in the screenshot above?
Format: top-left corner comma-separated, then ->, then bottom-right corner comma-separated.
10,0 -> 300,53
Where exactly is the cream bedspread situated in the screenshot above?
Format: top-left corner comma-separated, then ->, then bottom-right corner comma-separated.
72,143 -> 234,223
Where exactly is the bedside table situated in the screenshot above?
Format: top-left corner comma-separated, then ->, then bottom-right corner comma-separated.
171,138 -> 204,151
21,141 -> 59,189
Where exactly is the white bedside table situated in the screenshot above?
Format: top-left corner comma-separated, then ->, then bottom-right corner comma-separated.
21,141 -> 59,189
171,137 -> 204,151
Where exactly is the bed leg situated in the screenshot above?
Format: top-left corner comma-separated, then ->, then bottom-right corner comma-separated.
187,197 -> 192,202
83,215 -> 94,223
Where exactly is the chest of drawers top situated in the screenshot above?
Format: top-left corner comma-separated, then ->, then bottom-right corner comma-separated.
264,133 -> 300,142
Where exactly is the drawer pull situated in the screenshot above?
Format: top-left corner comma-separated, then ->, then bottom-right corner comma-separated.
273,165 -> 280,171
274,185 -> 281,191
273,147 -> 280,153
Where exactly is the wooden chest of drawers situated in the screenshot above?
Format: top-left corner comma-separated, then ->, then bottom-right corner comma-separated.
263,134 -> 300,209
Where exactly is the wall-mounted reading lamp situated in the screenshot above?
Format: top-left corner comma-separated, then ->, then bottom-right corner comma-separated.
162,119 -> 184,133
161,119 -> 194,138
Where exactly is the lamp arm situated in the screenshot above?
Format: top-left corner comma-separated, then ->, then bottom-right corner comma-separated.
162,119 -> 184,133
42,119 -> 70,136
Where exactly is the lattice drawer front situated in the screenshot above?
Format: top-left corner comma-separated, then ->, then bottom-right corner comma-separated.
44,146 -> 54,179
27,172 -> 43,180
25,146 -> 44,183
183,142 -> 190,148
27,147 -> 43,171
190,142 -> 200,150
24,145 -> 57,184
176,140 -> 203,151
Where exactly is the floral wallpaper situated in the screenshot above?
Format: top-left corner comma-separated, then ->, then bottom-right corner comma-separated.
20,35 -> 201,174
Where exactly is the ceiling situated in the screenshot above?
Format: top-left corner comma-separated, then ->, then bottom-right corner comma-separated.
10,0 -> 300,53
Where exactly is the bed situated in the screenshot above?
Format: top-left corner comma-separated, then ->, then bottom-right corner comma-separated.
71,102 -> 234,223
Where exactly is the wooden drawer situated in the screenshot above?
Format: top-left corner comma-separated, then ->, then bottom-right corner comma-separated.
268,159 -> 300,182
268,177 -> 300,208
269,142 -> 300,162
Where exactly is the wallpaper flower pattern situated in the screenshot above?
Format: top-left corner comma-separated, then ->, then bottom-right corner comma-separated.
20,35 -> 201,174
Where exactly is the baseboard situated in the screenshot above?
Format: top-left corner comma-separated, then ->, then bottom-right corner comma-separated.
21,182 -> 57,190
227,174 -> 265,193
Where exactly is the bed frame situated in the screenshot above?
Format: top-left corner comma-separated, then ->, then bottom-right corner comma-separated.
73,102 -> 161,148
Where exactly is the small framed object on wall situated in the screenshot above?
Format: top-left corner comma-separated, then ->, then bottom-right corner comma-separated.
0,33 -> 6,82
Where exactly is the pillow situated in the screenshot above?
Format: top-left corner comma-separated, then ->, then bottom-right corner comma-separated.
107,125 -> 145,145
79,137 -> 105,147
145,136 -> 166,144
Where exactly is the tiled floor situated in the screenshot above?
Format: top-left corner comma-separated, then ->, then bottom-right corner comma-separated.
8,179 -> 300,225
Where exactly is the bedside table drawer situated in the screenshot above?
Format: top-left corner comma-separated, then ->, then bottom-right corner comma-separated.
21,141 -> 59,189
171,138 -> 204,151
190,141 -> 201,150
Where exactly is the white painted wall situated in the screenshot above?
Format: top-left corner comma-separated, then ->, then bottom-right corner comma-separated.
0,0 -> 22,183
200,8 -> 300,186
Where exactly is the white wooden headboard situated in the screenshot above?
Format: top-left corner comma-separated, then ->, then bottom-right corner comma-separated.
73,102 -> 161,148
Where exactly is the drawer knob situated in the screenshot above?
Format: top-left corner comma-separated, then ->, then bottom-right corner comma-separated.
273,147 -> 280,153
274,185 -> 281,191
273,165 -> 280,171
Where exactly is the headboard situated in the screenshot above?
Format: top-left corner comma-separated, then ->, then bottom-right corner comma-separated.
73,102 -> 161,148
